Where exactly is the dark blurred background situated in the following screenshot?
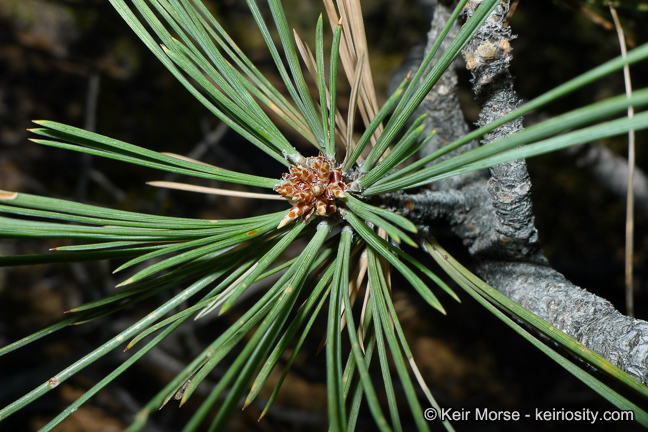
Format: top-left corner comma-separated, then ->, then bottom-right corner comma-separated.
1,0 -> 648,431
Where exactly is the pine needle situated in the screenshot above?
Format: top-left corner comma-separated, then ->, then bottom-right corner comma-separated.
147,181 -> 284,200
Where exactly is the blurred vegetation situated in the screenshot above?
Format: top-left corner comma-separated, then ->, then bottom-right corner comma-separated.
0,0 -> 647,430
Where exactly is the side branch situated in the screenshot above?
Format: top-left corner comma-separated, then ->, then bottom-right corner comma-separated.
566,143 -> 648,218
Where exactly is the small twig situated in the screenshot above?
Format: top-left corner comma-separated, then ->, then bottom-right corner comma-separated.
564,0 -> 614,31
565,144 -> 648,218
505,0 -> 520,26
153,120 -> 229,210
84,72 -> 100,133
564,0 -> 636,48
74,72 -> 128,204
608,0 -> 636,317
88,169 -> 127,201
76,72 -> 100,201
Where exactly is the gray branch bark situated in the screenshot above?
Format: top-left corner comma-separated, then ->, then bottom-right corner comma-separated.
389,0 -> 648,384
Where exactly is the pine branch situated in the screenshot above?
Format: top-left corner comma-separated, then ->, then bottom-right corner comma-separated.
389,0 -> 648,383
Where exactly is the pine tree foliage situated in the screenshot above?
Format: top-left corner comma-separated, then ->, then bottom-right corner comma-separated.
2,0 -> 648,430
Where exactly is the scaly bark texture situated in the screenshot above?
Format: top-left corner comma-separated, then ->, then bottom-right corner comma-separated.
389,0 -> 648,383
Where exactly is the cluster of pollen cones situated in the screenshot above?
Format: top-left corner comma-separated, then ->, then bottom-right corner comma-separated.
275,153 -> 347,228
